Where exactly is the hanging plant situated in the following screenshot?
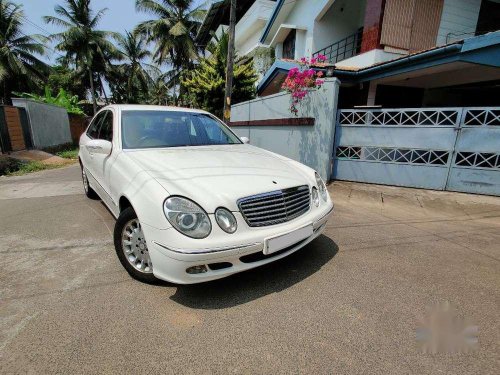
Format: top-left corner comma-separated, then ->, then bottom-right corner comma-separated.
281,55 -> 327,115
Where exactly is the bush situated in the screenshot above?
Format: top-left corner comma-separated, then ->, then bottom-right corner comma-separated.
0,156 -> 22,175
13,87 -> 85,115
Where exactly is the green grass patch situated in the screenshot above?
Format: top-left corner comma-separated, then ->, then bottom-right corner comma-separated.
43,143 -> 79,159
5,161 -> 69,176
56,148 -> 79,159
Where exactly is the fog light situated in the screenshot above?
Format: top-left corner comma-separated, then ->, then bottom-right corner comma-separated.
186,265 -> 208,274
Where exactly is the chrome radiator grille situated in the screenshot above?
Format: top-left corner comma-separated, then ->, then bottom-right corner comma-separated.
238,185 -> 311,227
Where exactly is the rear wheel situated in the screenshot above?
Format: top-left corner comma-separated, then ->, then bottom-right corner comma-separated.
114,207 -> 157,284
81,165 -> 98,199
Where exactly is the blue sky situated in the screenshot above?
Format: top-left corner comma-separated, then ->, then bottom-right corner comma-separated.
21,0 -> 208,64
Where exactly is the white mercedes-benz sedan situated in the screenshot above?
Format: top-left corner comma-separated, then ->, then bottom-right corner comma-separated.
79,105 -> 334,284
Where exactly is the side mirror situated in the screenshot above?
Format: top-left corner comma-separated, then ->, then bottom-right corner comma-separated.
87,139 -> 112,155
240,136 -> 250,144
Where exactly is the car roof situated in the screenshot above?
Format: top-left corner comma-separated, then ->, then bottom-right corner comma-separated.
104,104 -> 211,115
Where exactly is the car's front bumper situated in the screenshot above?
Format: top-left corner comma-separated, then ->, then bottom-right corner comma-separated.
142,203 -> 334,284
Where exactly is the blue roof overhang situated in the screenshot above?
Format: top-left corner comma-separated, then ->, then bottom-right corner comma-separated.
259,0 -> 285,44
257,31 -> 500,95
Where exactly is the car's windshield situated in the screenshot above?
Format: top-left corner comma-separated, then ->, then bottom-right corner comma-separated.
121,110 -> 242,149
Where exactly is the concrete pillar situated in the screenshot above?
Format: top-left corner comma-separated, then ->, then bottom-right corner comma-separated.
367,81 -> 378,105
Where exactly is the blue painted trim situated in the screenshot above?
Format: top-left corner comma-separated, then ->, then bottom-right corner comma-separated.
459,31 -> 500,67
461,31 -> 500,52
257,60 -> 300,92
259,0 -> 285,44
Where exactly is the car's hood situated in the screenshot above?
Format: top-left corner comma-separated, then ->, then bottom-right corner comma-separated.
125,145 -> 313,212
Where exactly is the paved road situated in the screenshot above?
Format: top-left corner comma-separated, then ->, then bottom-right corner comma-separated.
1,165 -> 499,374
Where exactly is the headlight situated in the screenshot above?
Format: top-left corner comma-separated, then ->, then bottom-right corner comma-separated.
315,172 -> 328,202
163,197 -> 211,239
215,208 -> 237,233
312,187 -> 320,207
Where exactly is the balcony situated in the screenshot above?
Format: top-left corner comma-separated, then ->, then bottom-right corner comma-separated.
313,28 -> 363,64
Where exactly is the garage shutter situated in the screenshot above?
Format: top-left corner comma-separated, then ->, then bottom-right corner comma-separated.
381,0 -> 444,52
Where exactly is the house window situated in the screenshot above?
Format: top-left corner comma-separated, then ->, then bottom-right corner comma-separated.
283,29 -> 296,59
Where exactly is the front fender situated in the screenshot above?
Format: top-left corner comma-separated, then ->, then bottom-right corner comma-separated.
120,171 -> 172,230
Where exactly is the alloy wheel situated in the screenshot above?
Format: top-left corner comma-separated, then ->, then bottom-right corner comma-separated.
121,219 -> 153,273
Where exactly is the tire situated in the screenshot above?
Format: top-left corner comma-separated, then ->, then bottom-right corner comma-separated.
114,207 -> 157,284
81,165 -> 99,199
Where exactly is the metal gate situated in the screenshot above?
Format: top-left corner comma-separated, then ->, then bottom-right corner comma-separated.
0,106 -> 34,153
332,107 -> 500,196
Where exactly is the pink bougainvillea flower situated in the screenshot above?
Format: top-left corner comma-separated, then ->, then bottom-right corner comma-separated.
282,57 -> 326,116
287,67 -> 299,78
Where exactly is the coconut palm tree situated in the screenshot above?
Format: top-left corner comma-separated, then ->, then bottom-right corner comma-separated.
113,31 -> 152,103
0,0 -> 47,104
135,0 -> 205,103
44,0 -> 120,114
146,67 -> 174,105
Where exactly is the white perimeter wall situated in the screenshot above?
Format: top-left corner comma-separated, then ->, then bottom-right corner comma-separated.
230,78 -> 340,180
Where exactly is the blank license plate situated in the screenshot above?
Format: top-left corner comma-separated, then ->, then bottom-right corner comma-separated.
265,225 -> 313,255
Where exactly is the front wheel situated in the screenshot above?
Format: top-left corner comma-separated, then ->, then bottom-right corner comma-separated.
114,207 -> 157,284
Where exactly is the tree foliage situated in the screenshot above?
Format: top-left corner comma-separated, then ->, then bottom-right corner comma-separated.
182,30 -> 257,118
107,31 -> 153,104
14,87 -> 85,115
0,0 -> 48,103
44,0 -> 121,113
135,0 -> 204,69
46,64 -> 87,99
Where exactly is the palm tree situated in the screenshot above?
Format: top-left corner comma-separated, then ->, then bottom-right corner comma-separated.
114,31 -> 152,103
146,67 -> 174,105
44,0 -> 120,114
135,0 -> 205,104
0,0 -> 47,104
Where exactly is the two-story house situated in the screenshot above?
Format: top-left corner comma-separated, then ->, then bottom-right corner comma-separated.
256,0 -> 500,108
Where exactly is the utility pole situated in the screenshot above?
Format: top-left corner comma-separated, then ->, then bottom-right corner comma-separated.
223,0 -> 237,123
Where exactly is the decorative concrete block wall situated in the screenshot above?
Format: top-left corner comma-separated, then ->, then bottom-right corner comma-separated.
230,78 -> 340,180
